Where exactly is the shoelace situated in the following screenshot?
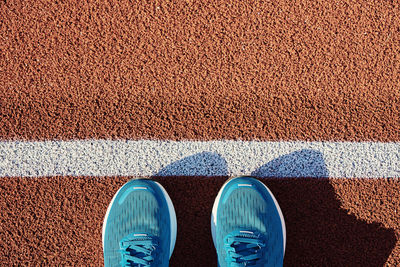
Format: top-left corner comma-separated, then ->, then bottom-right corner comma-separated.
119,234 -> 158,267
224,231 -> 266,266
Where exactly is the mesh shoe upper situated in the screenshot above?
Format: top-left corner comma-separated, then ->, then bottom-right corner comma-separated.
213,177 -> 285,267
103,179 -> 174,267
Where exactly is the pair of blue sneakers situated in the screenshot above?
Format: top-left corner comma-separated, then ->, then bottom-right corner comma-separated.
103,177 -> 286,267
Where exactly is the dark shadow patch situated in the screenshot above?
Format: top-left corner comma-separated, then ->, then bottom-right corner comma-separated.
153,152 -> 228,266
252,149 -> 396,266
154,152 -> 228,177
156,176 -> 226,267
251,149 -> 328,178
260,178 -> 396,266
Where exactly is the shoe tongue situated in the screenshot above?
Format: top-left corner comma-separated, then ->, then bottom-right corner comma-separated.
122,234 -> 157,254
120,233 -> 156,249
225,230 -> 265,265
235,230 -> 259,239
130,233 -> 152,241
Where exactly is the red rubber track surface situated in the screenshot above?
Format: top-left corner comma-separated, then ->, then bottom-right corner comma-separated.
0,0 -> 399,266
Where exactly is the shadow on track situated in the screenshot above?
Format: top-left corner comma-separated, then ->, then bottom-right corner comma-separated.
251,149 -> 397,266
154,150 -> 397,267
154,152 -> 228,267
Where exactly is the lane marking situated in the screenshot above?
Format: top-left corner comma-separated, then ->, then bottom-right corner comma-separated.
0,140 -> 399,178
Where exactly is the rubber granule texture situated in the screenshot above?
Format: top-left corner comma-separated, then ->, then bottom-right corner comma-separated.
1,0 -> 400,266
1,0 -> 400,141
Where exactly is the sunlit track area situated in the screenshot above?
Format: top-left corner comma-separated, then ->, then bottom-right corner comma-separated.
1,0 -> 400,266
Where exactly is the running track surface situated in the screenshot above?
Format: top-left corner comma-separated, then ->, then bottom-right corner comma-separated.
1,0 -> 400,266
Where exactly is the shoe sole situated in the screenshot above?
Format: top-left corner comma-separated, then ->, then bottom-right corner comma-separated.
211,177 -> 286,252
102,178 -> 177,258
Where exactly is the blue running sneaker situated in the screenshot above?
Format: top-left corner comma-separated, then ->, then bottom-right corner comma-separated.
211,177 -> 286,267
103,179 -> 177,267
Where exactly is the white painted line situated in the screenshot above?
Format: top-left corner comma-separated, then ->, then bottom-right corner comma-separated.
0,140 -> 399,178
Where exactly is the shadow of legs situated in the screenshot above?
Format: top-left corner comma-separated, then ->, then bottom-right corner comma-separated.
152,150 -> 396,266
251,149 -> 397,266
153,152 -> 228,267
